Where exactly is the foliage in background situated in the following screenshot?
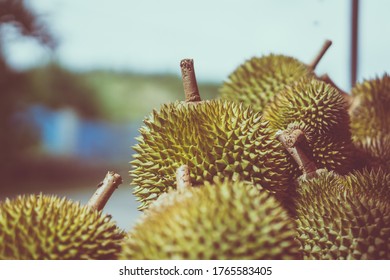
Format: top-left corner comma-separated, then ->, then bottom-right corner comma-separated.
0,0 -> 55,171
25,65 -> 219,122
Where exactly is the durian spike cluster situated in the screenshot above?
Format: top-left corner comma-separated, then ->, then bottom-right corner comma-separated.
295,168 -> 390,260
0,172 -> 125,260
0,194 -> 125,260
121,171 -> 301,260
130,57 -> 354,211
127,47 -> 390,260
219,40 -> 332,113
349,74 -> 390,169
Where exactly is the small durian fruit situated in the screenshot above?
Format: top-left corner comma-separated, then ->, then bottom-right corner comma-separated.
264,79 -> 353,174
263,79 -> 350,137
131,59 -> 293,210
354,133 -> 390,169
349,74 -> 390,169
121,176 -> 301,260
350,74 -> 390,139
219,41 -> 332,112
0,172 -> 125,260
295,168 -> 390,260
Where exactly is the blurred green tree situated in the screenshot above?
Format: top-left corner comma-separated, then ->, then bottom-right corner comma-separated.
0,0 -> 55,173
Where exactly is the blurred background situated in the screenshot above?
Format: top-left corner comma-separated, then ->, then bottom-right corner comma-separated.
0,0 -> 389,230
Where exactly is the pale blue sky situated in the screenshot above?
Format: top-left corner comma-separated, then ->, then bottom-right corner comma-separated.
4,0 -> 390,91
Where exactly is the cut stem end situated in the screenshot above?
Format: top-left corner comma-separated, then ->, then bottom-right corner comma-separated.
276,129 -> 318,177
87,171 -> 123,211
180,59 -> 201,102
176,165 -> 192,190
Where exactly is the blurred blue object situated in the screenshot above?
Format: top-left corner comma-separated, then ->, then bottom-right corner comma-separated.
29,105 -> 141,162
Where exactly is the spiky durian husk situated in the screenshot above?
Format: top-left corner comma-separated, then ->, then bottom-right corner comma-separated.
263,79 -> 350,135
296,170 -> 390,260
120,180 -> 301,260
0,194 -> 125,260
219,54 -> 313,112
350,75 -> 390,169
343,168 -> 390,199
131,100 -> 294,210
353,134 -> 390,170
350,74 -> 390,139
263,79 -> 353,174
309,134 -> 353,174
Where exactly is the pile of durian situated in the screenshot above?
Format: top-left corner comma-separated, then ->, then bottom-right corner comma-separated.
1,41 -> 389,260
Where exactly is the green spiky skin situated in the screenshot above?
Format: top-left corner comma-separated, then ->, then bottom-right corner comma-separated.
121,180 -> 301,260
264,79 -> 350,136
296,169 -> 390,260
0,194 -> 125,260
263,79 -> 353,174
219,55 -> 313,113
350,74 -> 390,169
131,100 -> 294,210
350,74 -> 390,139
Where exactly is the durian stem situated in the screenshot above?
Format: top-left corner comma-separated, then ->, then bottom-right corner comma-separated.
176,165 -> 192,190
180,59 -> 201,102
276,129 -> 318,178
87,171 -> 123,211
319,74 -> 353,107
308,40 -> 332,71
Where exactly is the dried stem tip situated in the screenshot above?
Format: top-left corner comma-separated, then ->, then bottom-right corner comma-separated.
308,40 -> 332,71
176,165 -> 192,190
87,171 -> 123,211
276,129 -> 318,177
180,59 -> 201,102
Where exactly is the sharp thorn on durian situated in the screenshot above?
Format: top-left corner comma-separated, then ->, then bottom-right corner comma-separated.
180,58 -> 202,103
276,129 -> 318,179
0,194 -> 125,259
87,171 -> 123,211
318,73 -> 353,106
120,180 -> 302,260
176,165 -> 192,190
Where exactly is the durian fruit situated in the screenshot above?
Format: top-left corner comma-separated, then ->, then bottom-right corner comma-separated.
120,180 -> 301,260
131,59 -> 295,210
219,41 -> 332,113
295,169 -> 390,260
219,55 -> 314,112
0,194 -> 125,260
349,74 -> 390,169
0,172 -> 125,260
263,78 -> 353,174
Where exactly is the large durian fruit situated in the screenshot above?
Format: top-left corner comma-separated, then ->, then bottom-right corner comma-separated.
219,54 -> 314,112
349,74 -> 390,169
131,100 -> 292,210
218,41 -> 333,113
0,194 -> 125,260
131,59 -> 295,210
120,180 -> 301,260
263,78 -> 353,174
295,169 -> 390,259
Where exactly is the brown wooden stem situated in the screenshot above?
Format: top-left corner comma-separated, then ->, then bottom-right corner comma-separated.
87,171 -> 122,211
308,40 -> 332,71
180,59 -> 201,102
276,129 -> 318,178
176,165 -> 192,190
